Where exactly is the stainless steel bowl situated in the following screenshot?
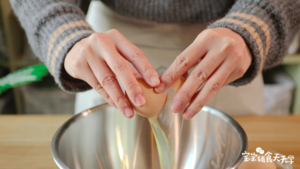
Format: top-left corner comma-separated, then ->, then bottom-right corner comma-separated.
51,101 -> 247,169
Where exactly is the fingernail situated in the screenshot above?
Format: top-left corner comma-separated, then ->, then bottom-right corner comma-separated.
151,75 -> 160,86
155,82 -> 165,93
135,93 -> 146,106
171,100 -> 183,112
183,109 -> 195,120
124,107 -> 134,118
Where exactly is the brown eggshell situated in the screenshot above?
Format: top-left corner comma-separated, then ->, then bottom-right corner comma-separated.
171,78 -> 186,92
126,78 -> 168,118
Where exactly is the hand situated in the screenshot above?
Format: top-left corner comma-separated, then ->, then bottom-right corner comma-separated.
155,28 -> 252,120
64,29 -> 160,118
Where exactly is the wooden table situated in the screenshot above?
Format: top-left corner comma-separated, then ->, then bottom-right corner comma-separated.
0,115 -> 299,169
0,115 -> 71,169
233,115 -> 300,169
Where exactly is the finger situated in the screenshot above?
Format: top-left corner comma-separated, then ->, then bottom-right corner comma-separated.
85,46 -> 135,118
155,40 -> 209,93
102,63 -> 140,79
89,35 -> 146,108
170,49 -> 227,113
92,67 -> 135,118
129,66 -> 141,79
182,59 -> 235,120
110,30 -> 160,87
191,58 -> 203,68
105,54 -> 146,107
101,75 -> 135,118
73,60 -> 117,108
223,62 -> 248,86
94,83 -> 117,108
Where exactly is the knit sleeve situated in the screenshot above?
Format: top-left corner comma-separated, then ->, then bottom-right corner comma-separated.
9,0 -> 94,92
208,0 -> 300,86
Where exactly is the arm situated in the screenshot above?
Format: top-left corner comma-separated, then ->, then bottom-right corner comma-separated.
208,0 -> 300,85
10,0 -> 160,118
156,0 -> 300,119
9,0 -> 94,92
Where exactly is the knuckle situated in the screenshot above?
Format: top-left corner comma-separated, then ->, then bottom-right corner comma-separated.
90,33 -> 109,45
209,82 -> 221,93
132,48 -> 145,60
179,90 -> 192,100
72,58 -> 81,69
80,45 -> 92,56
202,29 -> 217,39
90,32 -> 102,41
237,50 -> 247,60
101,75 -> 117,87
191,69 -> 207,82
228,53 -> 240,65
226,37 -> 236,46
237,67 -> 247,77
104,94 -> 110,100
115,96 -> 125,106
77,45 -> 93,62
95,83 -> 104,91
113,59 -> 128,71
221,38 -> 236,51
143,65 -> 153,74
176,56 -> 190,69
96,87 -> 110,100
106,29 -> 120,36
194,101 -> 205,110
78,45 -> 86,55
165,72 -> 176,83
232,51 -> 241,59
72,55 -> 83,70
236,53 -> 244,61
69,71 -> 78,79
107,97 -> 113,103
127,82 -> 139,92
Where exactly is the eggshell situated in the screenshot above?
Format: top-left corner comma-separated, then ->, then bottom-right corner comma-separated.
126,78 -> 168,117
238,160 -> 276,169
171,78 -> 186,92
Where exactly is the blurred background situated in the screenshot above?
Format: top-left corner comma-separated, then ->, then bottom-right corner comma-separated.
0,0 -> 300,115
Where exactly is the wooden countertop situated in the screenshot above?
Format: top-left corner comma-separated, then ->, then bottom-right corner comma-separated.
0,115 -> 299,169
233,115 -> 300,169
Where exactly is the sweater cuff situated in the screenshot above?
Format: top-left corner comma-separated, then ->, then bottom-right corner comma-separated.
208,10 -> 272,86
45,19 -> 94,92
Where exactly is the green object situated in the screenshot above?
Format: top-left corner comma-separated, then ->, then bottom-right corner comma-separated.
0,64 -> 48,94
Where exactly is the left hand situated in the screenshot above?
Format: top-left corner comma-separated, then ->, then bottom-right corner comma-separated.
155,28 -> 252,120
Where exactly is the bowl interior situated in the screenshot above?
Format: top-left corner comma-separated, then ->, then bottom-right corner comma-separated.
52,104 -> 247,169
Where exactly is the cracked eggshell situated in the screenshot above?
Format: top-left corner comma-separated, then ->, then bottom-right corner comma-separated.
171,78 -> 186,92
126,78 -> 168,118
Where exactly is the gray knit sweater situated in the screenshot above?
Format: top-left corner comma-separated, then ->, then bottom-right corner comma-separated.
9,0 -> 300,92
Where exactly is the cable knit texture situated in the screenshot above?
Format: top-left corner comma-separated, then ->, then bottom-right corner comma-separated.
9,0 -> 94,92
9,0 -> 300,91
208,0 -> 300,85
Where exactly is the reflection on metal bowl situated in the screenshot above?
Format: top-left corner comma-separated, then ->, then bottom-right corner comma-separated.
51,103 -> 247,169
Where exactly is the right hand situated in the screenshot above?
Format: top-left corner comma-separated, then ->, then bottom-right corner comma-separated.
64,29 -> 160,118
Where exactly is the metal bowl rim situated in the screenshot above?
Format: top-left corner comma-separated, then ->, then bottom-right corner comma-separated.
51,103 -> 248,169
